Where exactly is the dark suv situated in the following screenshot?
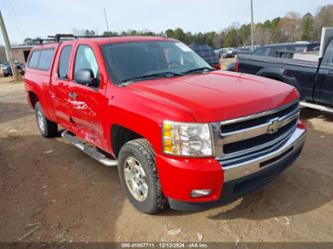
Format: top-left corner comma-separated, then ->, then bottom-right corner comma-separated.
189,44 -> 220,69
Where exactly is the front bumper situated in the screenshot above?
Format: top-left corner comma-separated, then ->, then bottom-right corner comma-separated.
156,127 -> 306,210
222,127 -> 306,182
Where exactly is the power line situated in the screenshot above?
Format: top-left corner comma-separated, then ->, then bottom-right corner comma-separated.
4,0 -> 28,37
0,0 -> 27,41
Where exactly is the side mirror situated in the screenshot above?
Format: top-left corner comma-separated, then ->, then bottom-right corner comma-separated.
74,69 -> 99,87
318,57 -> 323,64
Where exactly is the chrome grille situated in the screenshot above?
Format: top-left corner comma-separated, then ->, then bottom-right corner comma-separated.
212,101 -> 300,166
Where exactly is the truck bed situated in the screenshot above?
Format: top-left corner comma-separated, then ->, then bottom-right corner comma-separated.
238,54 -> 318,69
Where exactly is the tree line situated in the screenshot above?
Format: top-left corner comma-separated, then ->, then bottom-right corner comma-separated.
103,4 -> 333,49
25,4 -> 333,49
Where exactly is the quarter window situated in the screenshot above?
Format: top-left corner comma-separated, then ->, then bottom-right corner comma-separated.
28,49 -> 55,70
28,51 -> 41,68
58,46 -> 72,79
38,49 -> 55,70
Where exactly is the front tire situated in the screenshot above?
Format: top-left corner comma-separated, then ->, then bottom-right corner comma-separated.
118,139 -> 168,214
35,102 -> 58,138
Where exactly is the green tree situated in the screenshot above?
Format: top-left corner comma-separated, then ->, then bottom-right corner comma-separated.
95,4 -> 333,48
85,30 -> 95,36
173,28 -> 187,43
238,24 -> 251,45
224,29 -> 238,47
165,29 -> 174,38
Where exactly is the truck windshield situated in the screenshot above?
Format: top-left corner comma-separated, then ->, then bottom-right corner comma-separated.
102,41 -> 212,85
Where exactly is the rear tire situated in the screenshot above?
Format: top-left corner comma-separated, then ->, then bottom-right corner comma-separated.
118,138 -> 168,214
35,102 -> 58,138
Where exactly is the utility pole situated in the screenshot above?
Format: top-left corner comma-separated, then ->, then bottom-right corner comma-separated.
0,10 -> 20,81
103,8 -> 110,33
250,0 -> 255,50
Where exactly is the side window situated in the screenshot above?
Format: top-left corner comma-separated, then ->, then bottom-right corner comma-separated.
253,48 -> 268,56
323,39 -> 333,66
74,45 -> 99,81
58,46 -> 72,79
38,49 -> 55,70
269,48 -> 279,57
294,46 -> 305,53
28,51 -> 41,68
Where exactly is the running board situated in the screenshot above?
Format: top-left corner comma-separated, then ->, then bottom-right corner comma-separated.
300,101 -> 333,113
61,130 -> 118,167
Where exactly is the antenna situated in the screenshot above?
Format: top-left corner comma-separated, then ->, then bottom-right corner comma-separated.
104,8 -> 110,32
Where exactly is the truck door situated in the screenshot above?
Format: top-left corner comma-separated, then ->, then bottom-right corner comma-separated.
51,44 -> 74,130
67,44 -> 108,149
314,39 -> 333,107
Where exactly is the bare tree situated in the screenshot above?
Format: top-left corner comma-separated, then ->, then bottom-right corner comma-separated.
278,12 -> 302,42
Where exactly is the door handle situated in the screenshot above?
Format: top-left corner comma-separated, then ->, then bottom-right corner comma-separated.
69,92 -> 77,99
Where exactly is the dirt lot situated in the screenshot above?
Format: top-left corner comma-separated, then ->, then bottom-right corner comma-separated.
0,78 -> 333,243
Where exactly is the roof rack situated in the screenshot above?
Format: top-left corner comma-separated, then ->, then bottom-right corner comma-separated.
32,34 -> 112,45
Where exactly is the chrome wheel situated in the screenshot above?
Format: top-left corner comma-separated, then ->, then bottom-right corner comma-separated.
37,109 -> 45,133
123,156 -> 148,202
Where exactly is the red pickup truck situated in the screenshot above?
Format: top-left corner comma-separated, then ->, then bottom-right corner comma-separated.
24,35 -> 306,213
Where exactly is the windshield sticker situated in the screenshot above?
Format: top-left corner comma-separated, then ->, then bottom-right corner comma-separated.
175,43 -> 192,52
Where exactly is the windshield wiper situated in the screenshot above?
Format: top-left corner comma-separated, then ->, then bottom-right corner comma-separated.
120,71 -> 184,86
183,67 -> 214,75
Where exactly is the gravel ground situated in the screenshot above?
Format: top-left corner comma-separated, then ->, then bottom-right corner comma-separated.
0,78 -> 332,243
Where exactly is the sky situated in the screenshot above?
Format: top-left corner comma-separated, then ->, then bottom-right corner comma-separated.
0,0 -> 332,45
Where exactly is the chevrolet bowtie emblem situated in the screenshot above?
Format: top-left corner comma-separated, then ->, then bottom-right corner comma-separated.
267,118 -> 282,134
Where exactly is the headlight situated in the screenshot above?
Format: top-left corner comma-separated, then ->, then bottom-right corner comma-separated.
162,121 -> 213,157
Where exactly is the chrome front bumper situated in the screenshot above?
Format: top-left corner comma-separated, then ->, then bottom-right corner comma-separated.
221,127 -> 306,182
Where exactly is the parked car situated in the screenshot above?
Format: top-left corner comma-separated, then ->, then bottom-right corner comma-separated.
24,35 -> 306,213
235,46 -> 253,56
232,34 -> 333,112
252,41 -> 320,58
216,47 -> 236,58
189,44 -> 220,69
2,63 -> 25,77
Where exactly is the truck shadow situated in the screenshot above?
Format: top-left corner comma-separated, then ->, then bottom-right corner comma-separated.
0,102 -> 33,124
300,107 -> 333,122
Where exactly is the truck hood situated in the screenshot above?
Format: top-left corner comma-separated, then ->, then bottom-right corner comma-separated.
127,71 -> 299,122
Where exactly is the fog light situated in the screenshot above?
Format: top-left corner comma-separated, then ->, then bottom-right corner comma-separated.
191,189 -> 212,198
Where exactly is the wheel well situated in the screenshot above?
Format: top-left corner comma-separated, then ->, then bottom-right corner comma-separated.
111,125 -> 142,157
28,91 -> 38,109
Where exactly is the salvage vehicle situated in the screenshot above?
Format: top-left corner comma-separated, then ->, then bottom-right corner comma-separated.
2,63 -> 25,77
251,41 -> 319,58
189,44 -> 221,70
216,47 -> 236,58
24,34 -> 306,213
232,28 -> 333,113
